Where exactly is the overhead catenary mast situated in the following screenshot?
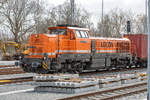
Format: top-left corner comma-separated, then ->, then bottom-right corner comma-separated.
146,0 -> 148,33
70,0 -> 75,25
101,0 -> 104,35
36,0 -> 40,34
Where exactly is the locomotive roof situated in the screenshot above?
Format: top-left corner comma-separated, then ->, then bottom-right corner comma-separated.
56,24 -> 89,31
45,34 -> 56,37
90,37 -> 130,41
67,27 -> 89,31
48,26 -> 89,31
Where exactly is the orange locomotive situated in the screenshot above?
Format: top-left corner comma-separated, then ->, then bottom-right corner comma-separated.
20,25 -> 132,73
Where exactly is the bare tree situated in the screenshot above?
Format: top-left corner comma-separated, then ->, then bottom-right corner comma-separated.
36,0 -> 94,33
97,9 -> 132,37
133,14 -> 146,34
57,1 -> 93,28
0,0 -> 7,24
97,15 -> 112,37
0,0 -> 7,8
0,0 -> 35,42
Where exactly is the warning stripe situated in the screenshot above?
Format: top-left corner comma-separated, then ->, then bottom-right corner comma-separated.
42,62 -> 47,70
30,50 -> 128,56
30,50 -> 91,56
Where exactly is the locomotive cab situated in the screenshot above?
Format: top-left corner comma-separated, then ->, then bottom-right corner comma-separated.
47,25 -> 91,56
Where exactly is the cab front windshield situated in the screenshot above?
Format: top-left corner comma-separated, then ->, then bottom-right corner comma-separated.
50,29 -> 67,35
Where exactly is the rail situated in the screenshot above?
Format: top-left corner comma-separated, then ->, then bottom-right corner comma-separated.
0,65 -> 24,75
0,77 -> 33,85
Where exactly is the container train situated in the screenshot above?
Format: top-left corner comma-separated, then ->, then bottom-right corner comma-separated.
19,25 -> 148,74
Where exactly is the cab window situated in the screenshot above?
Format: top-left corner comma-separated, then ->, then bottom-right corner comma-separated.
80,31 -> 86,38
82,31 -> 88,38
50,29 -> 67,35
75,31 -> 81,38
75,30 -> 89,38
84,31 -> 89,37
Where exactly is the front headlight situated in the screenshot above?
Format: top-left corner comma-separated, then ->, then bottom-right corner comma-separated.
43,57 -> 46,60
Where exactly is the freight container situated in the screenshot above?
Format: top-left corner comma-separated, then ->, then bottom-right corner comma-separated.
124,34 -> 148,60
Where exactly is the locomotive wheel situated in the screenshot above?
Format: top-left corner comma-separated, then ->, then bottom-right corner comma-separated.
143,62 -> 147,67
60,64 -> 67,73
135,62 -> 141,68
21,66 -> 30,72
77,64 -> 83,73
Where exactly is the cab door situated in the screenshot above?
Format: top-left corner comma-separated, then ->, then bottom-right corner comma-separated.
75,30 -> 91,55
69,30 -> 76,53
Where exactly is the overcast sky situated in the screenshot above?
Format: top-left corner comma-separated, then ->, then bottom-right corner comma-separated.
48,0 -> 146,14
48,0 -> 146,26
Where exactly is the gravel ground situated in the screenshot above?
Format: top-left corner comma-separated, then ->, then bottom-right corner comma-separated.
0,82 -> 35,93
0,91 -> 70,100
0,82 -> 78,100
0,81 -> 147,100
0,68 -> 147,100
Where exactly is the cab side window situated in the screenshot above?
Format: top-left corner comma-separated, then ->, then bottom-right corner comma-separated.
84,31 -> 89,38
75,30 -> 89,38
51,29 -> 67,35
75,31 -> 81,38
83,31 -> 88,38
80,31 -> 86,38
80,31 -> 88,38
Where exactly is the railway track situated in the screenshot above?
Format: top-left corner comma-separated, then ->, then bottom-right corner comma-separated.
0,65 -> 16,67
0,64 -> 32,84
57,81 -> 147,100
80,67 -> 146,76
0,77 -> 33,85
0,65 -> 24,75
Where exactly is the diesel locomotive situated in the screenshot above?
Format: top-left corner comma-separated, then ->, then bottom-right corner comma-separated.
19,25 -> 147,73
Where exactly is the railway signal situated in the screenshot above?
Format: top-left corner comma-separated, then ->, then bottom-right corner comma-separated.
127,20 -> 131,34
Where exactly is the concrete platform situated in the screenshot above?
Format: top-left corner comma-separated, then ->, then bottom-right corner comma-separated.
33,74 -> 79,81
34,79 -> 99,94
33,79 -> 98,88
34,85 -> 99,94
33,74 -> 98,93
